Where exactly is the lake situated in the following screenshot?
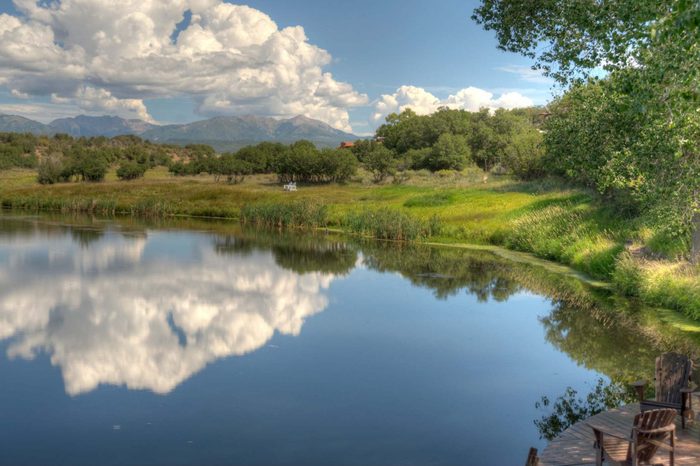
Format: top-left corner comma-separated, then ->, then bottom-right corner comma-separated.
0,213 -> 695,465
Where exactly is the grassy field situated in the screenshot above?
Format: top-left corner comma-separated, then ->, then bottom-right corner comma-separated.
1,166 -> 698,320
0,166 -> 595,238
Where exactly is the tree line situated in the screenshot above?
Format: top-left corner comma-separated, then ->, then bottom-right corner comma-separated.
368,106 -> 545,179
0,105 -> 546,187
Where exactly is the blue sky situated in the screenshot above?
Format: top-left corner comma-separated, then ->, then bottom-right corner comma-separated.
0,0 -> 554,134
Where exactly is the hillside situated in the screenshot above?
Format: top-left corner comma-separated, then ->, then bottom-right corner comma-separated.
0,115 -> 53,134
141,115 -> 358,150
0,113 -> 359,150
49,115 -> 157,137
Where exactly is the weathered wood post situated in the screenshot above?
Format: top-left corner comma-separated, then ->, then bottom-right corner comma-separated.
692,212 -> 700,264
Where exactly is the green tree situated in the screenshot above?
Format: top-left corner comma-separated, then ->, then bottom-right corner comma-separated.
351,139 -> 383,162
502,126 -> 545,180
473,0 -> 700,258
375,109 -> 432,154
235,142 -> 287,173
218,155 -> 252,184
364,145 -> 397,182
472,0 -> 669,84
426,133 -> 471,171
406,147 -> 432,170
273,140 -> 317,183
317,148 -> 358,183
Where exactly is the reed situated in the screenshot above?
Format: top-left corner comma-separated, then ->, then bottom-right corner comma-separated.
240,201 -> 328,229
343,208 -> 441,241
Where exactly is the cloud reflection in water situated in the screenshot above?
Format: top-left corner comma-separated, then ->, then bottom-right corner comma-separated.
0,228 -> 336,395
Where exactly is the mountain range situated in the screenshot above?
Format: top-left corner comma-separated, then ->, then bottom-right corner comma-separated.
0,114 -> 359,151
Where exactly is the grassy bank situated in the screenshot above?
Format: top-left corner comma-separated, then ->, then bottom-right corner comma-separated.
1,167 -> 698,320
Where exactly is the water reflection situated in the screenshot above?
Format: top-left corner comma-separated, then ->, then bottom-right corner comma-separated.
0,215 -> 697,399
215,234 -> 358,276
0,218 -> 336,395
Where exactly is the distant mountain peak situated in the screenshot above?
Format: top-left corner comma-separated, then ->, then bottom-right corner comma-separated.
0,113 -> 359,151
0,114 -> 54,134
47,115 -> 157,138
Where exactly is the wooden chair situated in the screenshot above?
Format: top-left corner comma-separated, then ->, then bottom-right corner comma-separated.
592,408 -> 676,466
632,353 -> 694,428
524,447 -> 539,466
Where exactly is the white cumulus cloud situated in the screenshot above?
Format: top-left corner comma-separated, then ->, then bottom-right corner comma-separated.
0,0 -> 367,131
371,85 -> 534,126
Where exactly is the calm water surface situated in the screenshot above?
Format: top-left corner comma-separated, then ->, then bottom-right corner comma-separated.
0,214 -> 693,465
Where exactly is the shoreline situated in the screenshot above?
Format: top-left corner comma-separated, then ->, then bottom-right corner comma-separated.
1,168 -> 698,324
5,204 -> 700,339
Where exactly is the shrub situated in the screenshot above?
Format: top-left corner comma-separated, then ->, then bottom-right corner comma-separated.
116,161 -> 147,180
81,158 -> 108,182
351,139 -> 385,162
611,252 -> 642,296
168,161 -> 188,176
318,148 -> 358,183
66,148 -> 108,182
37,155 -> 66,185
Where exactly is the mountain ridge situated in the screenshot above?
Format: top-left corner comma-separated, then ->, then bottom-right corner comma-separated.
0,114 -> 359,151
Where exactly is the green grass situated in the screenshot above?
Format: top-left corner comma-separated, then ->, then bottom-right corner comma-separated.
343,208 -> 441,241
404,192 -> 457,208
1,166 -> 699,321
612,257 -> 700,321
240,201 -> 328,229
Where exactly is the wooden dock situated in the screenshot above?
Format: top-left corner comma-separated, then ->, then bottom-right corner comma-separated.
540,399 -> 700,465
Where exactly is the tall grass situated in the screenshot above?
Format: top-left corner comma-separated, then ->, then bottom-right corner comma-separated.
613,256 -> 700,320
502,203 -> 625,279
240,201 -> 328,229
343,208 -> 442,241
0,194 -> 177,217
129,198 -> 176,217
1,195 -> 118,215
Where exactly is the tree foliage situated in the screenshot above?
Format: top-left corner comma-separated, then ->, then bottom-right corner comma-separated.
426,133 -> 471,171
116,161 -> 147,180
374,106 -> 541,173
472,0 -> 670,84
364,145 -> 397,182
474,0 -> 700,253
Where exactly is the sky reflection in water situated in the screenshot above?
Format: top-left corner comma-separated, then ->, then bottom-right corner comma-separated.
0,215 -> 674,465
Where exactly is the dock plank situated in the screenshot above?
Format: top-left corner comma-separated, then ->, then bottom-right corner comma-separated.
540,396 -> 700,465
